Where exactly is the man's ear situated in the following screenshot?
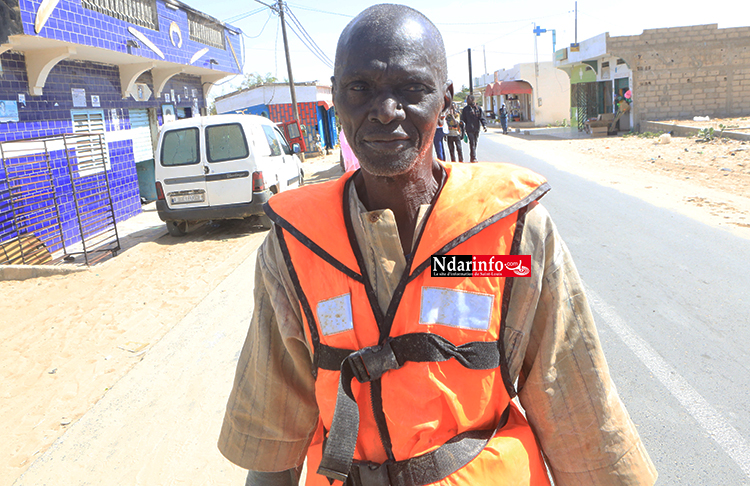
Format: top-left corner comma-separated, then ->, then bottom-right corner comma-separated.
443,81 -> 454,114
331,76 -> 337,102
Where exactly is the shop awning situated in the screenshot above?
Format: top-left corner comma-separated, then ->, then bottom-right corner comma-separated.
497,80 -> 532,95
317,100 -> 333,110
484,82 -> 498,96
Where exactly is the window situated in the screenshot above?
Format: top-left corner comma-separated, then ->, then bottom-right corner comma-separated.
71,110 -> 110,176
82,0 -> 158,31
160,128 -> 199,166
262,125 -> 282,156
206,123 -> 249,163
187,10 -> 225,49
273,127 -> 293,155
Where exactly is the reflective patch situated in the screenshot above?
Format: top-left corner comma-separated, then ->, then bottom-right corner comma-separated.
419,287 -> 494,331
317,294 -> 354,336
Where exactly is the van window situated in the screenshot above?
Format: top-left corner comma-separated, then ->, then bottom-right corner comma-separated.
273,127 -> 293,155
206,123 -> 249,163
161,127 -> 199,166
261,125 -> 282,156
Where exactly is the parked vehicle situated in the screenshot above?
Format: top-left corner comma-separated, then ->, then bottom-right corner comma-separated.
154,114 -> 304,236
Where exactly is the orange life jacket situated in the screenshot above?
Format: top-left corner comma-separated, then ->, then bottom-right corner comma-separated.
266,162 -> 551,486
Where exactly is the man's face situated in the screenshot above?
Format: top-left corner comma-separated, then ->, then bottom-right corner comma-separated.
333,19 -> 451,177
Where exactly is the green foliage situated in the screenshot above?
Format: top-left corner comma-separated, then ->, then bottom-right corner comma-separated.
240,72 -> 278,90
696,127 -> 715,142
453,86 -> 470,103
623,130 -> 664,139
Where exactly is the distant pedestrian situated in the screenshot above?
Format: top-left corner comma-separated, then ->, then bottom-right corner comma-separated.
433,114 -> 447,161
499,103 -> 508,135
461,94 -> 486,162
445,103 -> 463,162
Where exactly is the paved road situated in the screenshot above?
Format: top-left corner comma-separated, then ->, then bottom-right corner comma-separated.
478,133 -> 750,485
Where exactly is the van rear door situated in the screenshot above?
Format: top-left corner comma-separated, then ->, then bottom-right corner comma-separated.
204,121 -> 254,206
159,126 -> 207,209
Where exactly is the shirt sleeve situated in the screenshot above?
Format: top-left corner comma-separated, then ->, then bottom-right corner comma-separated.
218,230 -> 319,472
508,203 -> 658,485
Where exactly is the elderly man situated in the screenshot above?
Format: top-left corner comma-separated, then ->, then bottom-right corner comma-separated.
219,5 -> 657,486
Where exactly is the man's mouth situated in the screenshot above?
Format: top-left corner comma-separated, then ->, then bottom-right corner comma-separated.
361,133 -> 411,151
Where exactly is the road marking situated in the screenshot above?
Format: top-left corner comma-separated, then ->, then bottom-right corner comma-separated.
586,287 -> 750,480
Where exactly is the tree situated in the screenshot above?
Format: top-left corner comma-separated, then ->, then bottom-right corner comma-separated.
240,72 -> 278,90
453,86 -> 470,103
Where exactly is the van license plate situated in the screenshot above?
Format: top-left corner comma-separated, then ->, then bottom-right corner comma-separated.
171,194 -> 205,204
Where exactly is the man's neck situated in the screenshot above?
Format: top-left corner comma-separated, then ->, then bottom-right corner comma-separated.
355,160 -> 442,255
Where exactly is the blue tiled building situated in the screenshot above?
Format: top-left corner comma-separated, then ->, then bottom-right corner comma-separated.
0,0 -> 242,262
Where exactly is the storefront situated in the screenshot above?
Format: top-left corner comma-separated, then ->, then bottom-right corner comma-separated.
484,81 -> 533,122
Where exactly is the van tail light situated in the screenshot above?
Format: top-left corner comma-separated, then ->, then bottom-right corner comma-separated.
155,181 -> 165,200
252,171 -> 266,192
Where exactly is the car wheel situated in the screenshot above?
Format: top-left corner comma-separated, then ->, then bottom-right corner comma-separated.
166,220 -> 187,237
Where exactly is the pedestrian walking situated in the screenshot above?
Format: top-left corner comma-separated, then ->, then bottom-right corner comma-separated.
219,5 -> 657,486
499,103 -> 508,135
461,94 -> 486,162
445,103 -> 463,162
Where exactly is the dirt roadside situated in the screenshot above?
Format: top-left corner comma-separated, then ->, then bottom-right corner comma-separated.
0,155 -> 342,485
503,117 -> 750,237
1,121 -> 748,484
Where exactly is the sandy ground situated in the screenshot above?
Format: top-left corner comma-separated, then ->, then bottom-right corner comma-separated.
506,117 -> 750,238
1,121 -> 748,485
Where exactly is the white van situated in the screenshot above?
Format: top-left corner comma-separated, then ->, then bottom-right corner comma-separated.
154,114 -> 304,236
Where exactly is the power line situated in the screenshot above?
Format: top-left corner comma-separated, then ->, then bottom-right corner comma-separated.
240,11 -> 274,39
286,3 -> 354,18
224,7 -> 266,23
284,7 -> 334,69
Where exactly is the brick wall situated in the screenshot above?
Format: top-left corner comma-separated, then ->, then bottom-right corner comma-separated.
608,24 -> 750,127
269,102 -> 321,153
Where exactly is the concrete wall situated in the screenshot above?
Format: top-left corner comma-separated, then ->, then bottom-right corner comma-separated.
486,62 -> 570,126
608,24 -> 750,128
215,84 -> 332,113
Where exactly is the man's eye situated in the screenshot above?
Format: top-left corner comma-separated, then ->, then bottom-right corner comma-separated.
350,84 -> 368,92
404,85 -> 426,92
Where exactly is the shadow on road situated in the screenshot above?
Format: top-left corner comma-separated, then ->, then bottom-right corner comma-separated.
306,164 -> 344,184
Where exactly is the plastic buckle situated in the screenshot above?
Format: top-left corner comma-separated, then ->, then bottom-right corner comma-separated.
354,462 -> 391,486
348,340 -> 400,383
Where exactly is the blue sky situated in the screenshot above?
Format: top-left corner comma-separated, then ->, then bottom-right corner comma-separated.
185,0 -> 747,97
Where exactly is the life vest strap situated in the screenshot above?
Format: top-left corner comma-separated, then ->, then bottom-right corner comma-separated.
316,333 -> 503,483
317,333 -> 502,376
345,405 -> 511,486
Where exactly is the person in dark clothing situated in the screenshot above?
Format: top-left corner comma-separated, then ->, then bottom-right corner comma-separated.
461,95 -> 486,162
499,104 -> 508,135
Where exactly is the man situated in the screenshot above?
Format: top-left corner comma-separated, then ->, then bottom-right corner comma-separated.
499,103 -> 509,135
460,94 -> 485,162
219,5 -> 657,486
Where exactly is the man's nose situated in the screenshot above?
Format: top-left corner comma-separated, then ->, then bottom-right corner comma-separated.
368,91 -> 405,125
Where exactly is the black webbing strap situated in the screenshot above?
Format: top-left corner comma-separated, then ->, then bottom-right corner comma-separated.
345,405 -> 511,486
317,333 -> 502,482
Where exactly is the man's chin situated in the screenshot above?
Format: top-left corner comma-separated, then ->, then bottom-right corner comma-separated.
357,152 -> 419,178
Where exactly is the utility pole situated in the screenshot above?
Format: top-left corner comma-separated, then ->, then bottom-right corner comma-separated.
468,48 -> 473,95
277,0 -> 300,123
574,1 -> 578,45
